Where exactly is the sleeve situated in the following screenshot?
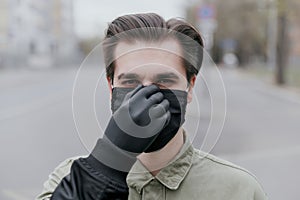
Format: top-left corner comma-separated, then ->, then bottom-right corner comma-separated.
37,138 -> 135,200
36,156 -> 80,200
49,155 -> 129,200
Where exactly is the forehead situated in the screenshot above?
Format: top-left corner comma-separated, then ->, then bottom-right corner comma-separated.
114,38 -> 185,76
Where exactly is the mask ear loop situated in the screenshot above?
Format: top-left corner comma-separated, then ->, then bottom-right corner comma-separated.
185,81 -> 190,92
110,75 -> 115,90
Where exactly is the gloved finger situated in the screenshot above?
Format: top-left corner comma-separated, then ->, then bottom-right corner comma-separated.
133,84 -> 160,99
159,99 -> 170,111
147,92 -> 164,105
164,110 -> 171,127
149,99 -> 169,118
156,110 -> 171,128
127,84 -> 143,98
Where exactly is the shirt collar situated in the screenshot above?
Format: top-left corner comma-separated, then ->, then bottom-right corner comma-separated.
127,131 -> 194,194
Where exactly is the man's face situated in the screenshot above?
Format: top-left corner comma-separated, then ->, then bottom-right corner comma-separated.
108,38 -> 195,102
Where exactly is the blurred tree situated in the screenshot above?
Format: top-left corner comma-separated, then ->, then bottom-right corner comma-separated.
266,0 -> 300,85
185,0 -> 300,86
214,0 -> 267,66
274,0 -> 300,85
276,0 -> 288,84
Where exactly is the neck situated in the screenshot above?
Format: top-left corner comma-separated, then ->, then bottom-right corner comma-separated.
137,128 -> 184,176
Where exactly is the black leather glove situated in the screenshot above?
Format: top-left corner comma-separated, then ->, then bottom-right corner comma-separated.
104,84 -> 171,153
90,84 -> 170,178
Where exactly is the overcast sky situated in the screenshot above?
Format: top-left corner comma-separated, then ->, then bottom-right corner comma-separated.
73,0 -> 192,38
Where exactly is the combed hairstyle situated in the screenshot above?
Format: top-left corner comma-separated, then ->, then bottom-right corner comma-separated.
102,13 -> 204,84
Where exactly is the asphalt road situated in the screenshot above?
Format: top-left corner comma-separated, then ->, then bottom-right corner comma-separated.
0,67 -> 299,200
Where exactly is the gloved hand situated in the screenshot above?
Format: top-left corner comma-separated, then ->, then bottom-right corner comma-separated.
90,84 -> 170,173
104,84 -> 171,153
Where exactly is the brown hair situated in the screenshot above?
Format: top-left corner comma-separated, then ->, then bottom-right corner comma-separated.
102,13 -> 204,83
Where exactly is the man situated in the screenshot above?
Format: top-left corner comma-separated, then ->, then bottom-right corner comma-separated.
36,13 -> 267,200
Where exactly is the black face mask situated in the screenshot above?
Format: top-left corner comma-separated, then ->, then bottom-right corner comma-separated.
111,87 -> 188,152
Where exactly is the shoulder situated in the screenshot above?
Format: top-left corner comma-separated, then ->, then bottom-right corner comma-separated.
189,149 -> 268,199
35,155 -> 86,200
49,156 -> 81,178
193,149 -> 254,176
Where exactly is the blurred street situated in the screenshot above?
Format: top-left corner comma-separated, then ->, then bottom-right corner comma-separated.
211,69 -> 300,200
0,67 -> 299,200
1,0 -> 300,199
0,68 -> 85,200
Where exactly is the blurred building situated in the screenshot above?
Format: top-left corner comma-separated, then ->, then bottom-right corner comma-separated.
0,0 -> 79,69
185,2 -> 217,54
186,1 -> 300,67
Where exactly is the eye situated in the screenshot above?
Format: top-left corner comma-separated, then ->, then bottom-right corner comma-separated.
121,79 -> 141,86
156,79 -> 175,85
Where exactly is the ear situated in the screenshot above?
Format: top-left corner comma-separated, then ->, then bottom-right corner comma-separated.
187,75 -> 196,103
107,77 -> 113,100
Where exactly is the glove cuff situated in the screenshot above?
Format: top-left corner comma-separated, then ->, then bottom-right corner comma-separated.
90,138 -> 137,179
105,117 -> 157,153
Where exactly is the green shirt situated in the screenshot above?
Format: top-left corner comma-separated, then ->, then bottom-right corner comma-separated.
36,133 -> 267,200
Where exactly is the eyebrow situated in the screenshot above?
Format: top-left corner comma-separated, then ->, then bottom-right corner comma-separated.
117,72 -> 180,80
117,73 -> 140,80
154,72 -> 180,80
